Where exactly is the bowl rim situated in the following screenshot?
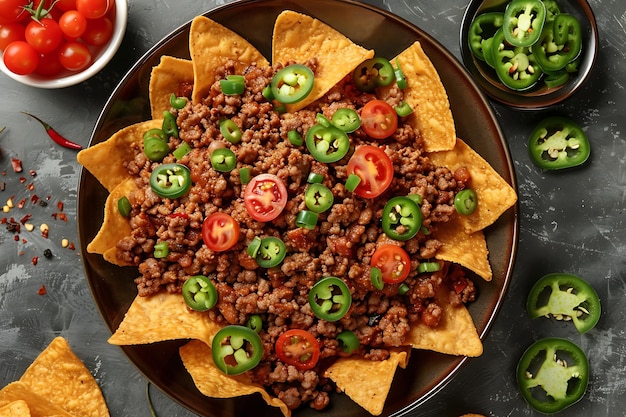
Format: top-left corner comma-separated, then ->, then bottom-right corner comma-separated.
0,0 -> 128,89
459,0 -> 599,110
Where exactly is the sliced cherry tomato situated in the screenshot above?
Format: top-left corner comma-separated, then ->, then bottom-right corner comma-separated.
76,0 -> 111,19
3,41 -> 39,75
57,40 -> 91,71
81,16 -> 112,46
58,10 -> 88,39
202,212 -> 240,252
346,145 -> 394,199
25,18 -> 63,53
360,99 -> 398,139
371,244 -> 411,284
0,22 -> 25,51
243,173 -> 288,222
275,329 -> 320,370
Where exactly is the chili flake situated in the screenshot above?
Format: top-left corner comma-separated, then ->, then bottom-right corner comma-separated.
38,285 -> 47,295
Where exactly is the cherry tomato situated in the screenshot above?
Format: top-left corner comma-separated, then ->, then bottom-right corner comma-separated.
202,212 -> 240,252
275,329 -> 320,370
25,17 -> 63,53
58,10 -> 87,39
346,145 -> 394,198
360,99 -> 398,139
81,16 -> 112,46
244,173 -> 288,222
371,244 -> 411,284
0,22 -> 25,51
3,41 -> 39,75
55,0 -> 77,11
57,40 -> 91,71
75,0 -> 110,19
0,0 -> 28,23
35,50 -> 64,76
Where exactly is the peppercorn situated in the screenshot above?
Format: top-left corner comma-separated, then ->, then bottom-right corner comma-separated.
43,248 -> 53,258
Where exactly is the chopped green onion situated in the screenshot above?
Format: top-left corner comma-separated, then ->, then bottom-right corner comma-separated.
394,101 -> 413,117
398,283 -> 410,295
370,266 -> 384,290
394,58 -> 407,89
345,174 -> 361,192
247,236 -> 262,258
307,172 -> 324,184
239,167 -> 251,184
417,261 -> 440,274
295,210 -> 318,230
287,130 -> 303,146
246,314 -> 263,333
316,113 -> 331,127
220,119 -> 243,144
154,241 -> 169,258
220,75 -> 245,95
337,330 -> 360,354
117,196 -> 131,218
173,142 -> 191,160
169,93 -> 187,109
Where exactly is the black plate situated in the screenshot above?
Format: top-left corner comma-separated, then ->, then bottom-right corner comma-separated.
78,1 -> 519,416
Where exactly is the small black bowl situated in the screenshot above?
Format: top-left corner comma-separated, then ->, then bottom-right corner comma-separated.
460,0 -> 598,110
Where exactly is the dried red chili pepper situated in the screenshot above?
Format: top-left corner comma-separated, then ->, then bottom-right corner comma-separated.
38,285 -> 47,295
11,158 -> 22,173
22,112 -> 83,150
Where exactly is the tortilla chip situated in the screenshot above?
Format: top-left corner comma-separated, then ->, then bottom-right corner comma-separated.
108,292 -> 222,346
77,119 -> 162,192
18,337 -> 109,417
190,16 -> 269,104
272,11 -> 375,112
149,56 -> 194,120
179,340 -> 291,417
0,400 -> 31,417
406,287 -> 483,357
86,178 -> 137,265
0,383 -> 72,417
391,41 -> 456,152
325,349 -> 410,416
434,220 -> 492,281
428,138 -> 517,234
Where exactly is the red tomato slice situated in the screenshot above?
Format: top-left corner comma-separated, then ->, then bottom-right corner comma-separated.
244,173 -> 288,222
360,99 -> 398,139
275,329 -> 320,370
371,244 -> 411,284
346,145 -> 393,199
202,212 -> 240,252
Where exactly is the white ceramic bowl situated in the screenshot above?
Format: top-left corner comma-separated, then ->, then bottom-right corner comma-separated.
0,0 -> 127,89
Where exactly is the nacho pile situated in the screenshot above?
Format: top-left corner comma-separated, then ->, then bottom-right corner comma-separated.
0,337 -> 110,417
77,10 -> 516,417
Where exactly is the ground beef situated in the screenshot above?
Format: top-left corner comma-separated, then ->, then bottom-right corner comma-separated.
117,59 -> 478,411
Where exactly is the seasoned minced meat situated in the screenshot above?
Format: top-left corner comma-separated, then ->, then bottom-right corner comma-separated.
117,59 -> 477,412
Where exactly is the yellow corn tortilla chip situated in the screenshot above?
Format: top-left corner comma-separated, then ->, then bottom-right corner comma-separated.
108,292 -> 222,346
86,178 -> 137,265
434,220 -> 492,281
272,10 -> 375,112
324,349 -> 410,416
77,119 -> 162,192
18,337 -> 109,417
390,41 -> 456,152
190,16 -> 269,104
406,287 -> 483,357
0,400 -> 31,417
428,138 -> 517,234
0,383 -> 72,417
179,340 -> 291,417
149,56 -> 194,120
